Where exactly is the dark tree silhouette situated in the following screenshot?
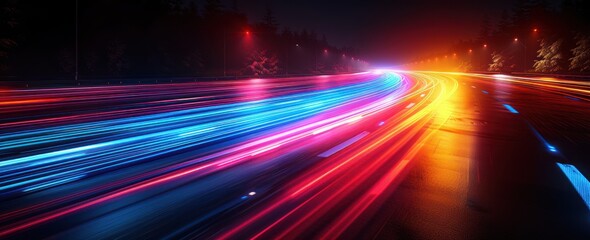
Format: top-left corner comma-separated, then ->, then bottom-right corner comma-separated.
0,0 -> 364,82
420,0 -> 590,74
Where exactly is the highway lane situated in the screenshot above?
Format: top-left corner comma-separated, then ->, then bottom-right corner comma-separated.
0,71 -> 443,238
1,71 -> 589,239
370,72 -> 590,239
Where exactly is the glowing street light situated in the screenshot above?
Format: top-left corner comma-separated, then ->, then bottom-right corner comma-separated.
483,44 -> 487,48
287,43 -> 301,75
469,49 -> 473,53
223,29 -> 252,76
513,37 -> 527,71
533,28 -> 538,32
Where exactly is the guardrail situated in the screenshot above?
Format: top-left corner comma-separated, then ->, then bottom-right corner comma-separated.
469,71 -> 590,81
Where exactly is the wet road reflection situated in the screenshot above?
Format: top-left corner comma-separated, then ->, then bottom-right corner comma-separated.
1,71 -> 589,239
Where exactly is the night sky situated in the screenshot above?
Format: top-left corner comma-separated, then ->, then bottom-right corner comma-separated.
231,0 -> 541,65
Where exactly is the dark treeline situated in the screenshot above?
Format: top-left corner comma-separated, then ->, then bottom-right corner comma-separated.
411,0 -> 590,74
0,0 -> 368,81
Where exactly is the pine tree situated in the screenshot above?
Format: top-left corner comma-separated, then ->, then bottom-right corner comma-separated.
321,34 -> 329,46
488,51 -> 506,72
166,0 -> 183,15
477,14 -> 491,44
533,39 -> 563,72
58,48 -> 74,74
244,49 -> 279,76
203,0 -> 223,19
186,1 -> 198,16
0,1 -> 19,74
569,35 -> 590,72
106,39 -> 127,76
458,60 -> 473,72
262,6 -> 278,33
183,49 -> 204,75
494,10 -> 510,36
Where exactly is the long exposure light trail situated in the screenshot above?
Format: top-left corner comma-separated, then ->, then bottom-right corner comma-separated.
0,71 -> 459,238
0,74 -> 402,194
431,71 -> 590,101
217,72 -> 458,239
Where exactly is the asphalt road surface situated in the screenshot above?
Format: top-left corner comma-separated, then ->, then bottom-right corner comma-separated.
0,71 -> 589,239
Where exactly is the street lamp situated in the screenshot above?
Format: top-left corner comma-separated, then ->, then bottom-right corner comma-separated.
286,43 -> 299,75
223,30 -> 251,77
513,37 -> 527,72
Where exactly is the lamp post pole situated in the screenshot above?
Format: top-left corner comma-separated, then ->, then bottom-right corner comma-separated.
223,30 -> 226,77
523,43 -> 527,72
515,39 -> 526,72
75,0 -> 78,82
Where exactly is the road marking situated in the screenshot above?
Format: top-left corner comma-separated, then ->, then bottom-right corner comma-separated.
420,93 -> 425,97
406,103 -> 415,109
503,104 -> 518,114
318,131 -> 369,158
482,90 -> 489,94
471,86 -> 476,88
557,163 -> 590,211
527,123 -> 558,153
